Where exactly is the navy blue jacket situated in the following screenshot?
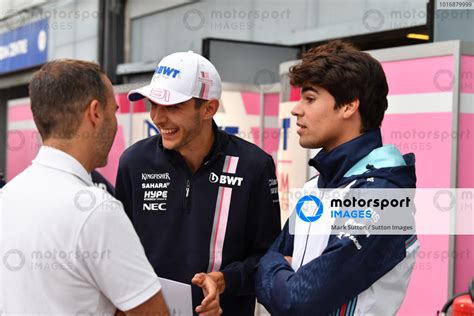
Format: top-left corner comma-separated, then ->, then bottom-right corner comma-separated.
115,122 -> 281,315
91,170 -> 115,196
0,173 -> 5,189
256,129 -> 417,316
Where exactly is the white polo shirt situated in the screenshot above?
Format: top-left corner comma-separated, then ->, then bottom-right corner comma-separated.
0,146 -> 161,314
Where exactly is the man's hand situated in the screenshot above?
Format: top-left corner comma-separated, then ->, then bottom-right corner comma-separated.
284,256 -> 292,266
191,272 -> 222,316
207,271 -> 225,294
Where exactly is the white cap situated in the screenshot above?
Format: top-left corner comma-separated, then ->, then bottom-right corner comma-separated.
128,51 -> 222,105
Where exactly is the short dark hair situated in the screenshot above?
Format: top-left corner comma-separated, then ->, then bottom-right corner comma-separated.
289,40 -> 389,132
29,59 -> 107,140
193,97 -> 206,109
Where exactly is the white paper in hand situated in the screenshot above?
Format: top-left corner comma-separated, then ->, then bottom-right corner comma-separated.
158,277 -> 193,316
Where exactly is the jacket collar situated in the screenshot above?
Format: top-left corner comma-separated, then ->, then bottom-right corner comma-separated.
32,146 -> 94,186
203,120 -> 227,162
309,129 -> 383,188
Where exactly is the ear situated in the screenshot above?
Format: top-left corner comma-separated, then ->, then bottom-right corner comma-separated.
342,99 -> 360,119
84,99 -> 102,128
202,99 -> 219,120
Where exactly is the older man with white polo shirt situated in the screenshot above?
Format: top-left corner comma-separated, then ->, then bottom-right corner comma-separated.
0,60 -> 169,315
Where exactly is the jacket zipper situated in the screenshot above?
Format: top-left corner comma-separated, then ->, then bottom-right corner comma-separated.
182,153 -> 222,214
183,178 -> 191,214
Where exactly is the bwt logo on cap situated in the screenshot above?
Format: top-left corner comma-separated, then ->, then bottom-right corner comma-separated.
154,65 -> 181,78
296,195 -> 324,222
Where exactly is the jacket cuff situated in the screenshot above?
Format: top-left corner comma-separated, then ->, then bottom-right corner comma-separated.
221,267 -> 242,296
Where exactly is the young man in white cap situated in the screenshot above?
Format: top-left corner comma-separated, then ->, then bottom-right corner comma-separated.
115,51 -> 281,315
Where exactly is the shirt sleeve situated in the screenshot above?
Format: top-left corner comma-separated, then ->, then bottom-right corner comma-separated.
75,195 -> 161,311
220,157 -> 282,296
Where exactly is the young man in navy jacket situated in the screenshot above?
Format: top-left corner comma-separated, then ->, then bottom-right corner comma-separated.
115,51 -> 281,316
256,41 -> 418,315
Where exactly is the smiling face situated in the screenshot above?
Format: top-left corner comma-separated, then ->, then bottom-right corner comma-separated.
291,84 -> 347,151
149,98 -> 206,154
